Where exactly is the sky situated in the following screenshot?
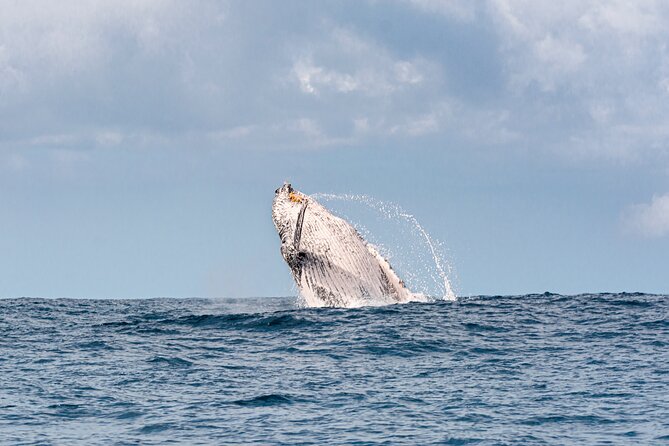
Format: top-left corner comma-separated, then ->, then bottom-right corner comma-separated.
1,0 -> 668,298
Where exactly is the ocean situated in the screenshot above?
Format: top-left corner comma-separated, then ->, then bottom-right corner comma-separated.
1,293 -> 667,445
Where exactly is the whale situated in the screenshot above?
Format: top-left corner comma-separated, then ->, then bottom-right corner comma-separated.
272,183 -> 422,308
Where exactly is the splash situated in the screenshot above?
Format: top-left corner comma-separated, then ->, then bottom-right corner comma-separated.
311,193 -> 456,301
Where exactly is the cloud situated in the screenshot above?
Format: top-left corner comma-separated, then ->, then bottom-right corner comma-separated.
404,0 -> 479,21
489,1 -> 669,91
623,193 -> 669,237
1,0 -> 669,164
0,1 -> 188,80
485,0 -> 669,160
290,27 -> 429,96
292,57 -> 424,96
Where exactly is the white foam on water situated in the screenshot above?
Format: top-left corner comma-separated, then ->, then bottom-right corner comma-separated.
311,193 -> 457,302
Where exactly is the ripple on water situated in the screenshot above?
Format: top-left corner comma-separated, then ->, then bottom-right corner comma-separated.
147,356 -> 193,368
231,394 -> 294,407
0,294 -> 667,445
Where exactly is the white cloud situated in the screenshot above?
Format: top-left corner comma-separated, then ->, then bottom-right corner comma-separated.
0,44 -> 25,93
623,193 -> 669,237
489,0 -> 669,89
579,1 -> 662,38
293,58 -> 360,94
290,28 -> 432,97
282,118 -> 353,148
489,1 -> 592,90
208,126 -> 256,141
360,100 -> 518,143
394,61 -> 424,85
293,56 -> 425,96
0,1 -> 187,80
535,35 -> 585,73
28,133 -> 80,147
397,113 -> 440,136
405,0 -> 479,21
479,0 -> 669,162
2,0 -> 669,162
95,131 -> 124,146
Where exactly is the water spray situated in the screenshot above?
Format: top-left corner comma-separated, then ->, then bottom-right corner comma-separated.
311,193 -> 456,301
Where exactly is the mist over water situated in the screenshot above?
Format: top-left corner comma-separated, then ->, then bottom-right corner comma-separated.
1,294 -> 667,445
311,193 -> 456,302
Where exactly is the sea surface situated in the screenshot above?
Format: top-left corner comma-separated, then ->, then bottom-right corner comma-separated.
1,293 -> 668,445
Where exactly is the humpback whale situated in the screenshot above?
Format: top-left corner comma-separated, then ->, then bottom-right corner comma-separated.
272,183 -> 423,308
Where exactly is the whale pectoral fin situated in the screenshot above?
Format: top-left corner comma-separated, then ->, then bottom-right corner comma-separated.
281,243 -> 306,279
293,201 -> 308,251
281,243 -> 297,265
365,243 -> 413,302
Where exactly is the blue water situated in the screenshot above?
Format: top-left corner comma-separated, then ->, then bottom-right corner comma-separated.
1,293 -> 668,445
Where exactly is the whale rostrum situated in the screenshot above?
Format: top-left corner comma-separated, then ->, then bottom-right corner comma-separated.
272,183 -> 423,308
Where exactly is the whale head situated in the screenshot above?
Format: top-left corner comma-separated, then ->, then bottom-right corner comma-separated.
271,182 -> 308,248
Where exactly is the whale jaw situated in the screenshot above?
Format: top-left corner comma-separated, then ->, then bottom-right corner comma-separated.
272,184 -> 419,308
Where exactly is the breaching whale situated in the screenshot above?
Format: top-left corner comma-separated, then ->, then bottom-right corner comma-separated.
272,183 -> 423,308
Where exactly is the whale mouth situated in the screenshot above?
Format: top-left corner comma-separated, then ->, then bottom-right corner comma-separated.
274,182 -> 305,204
275,182 -> 294,195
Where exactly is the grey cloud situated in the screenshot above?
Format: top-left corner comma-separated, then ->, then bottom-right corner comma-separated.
1,0 -> 669,169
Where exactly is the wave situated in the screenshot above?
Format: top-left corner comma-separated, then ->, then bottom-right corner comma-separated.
231,394 -> 294,407
94,311 -> 318,334
148,356 -> 193,368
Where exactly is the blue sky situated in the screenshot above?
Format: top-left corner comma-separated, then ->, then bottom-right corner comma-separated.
1,0 -> 668,298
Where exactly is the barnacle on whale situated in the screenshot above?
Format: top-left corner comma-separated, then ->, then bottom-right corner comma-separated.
289,192 -> 304,203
